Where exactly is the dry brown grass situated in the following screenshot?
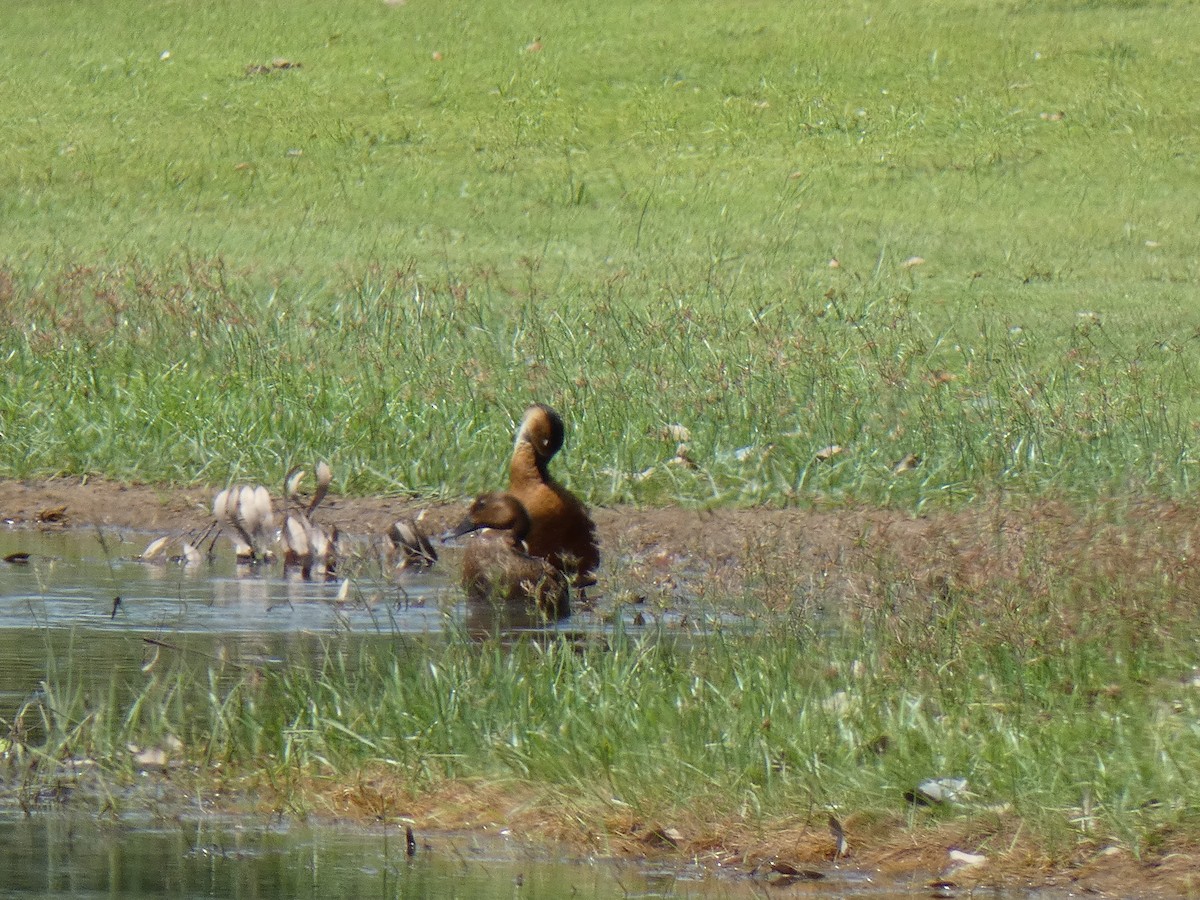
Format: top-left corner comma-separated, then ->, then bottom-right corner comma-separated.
221,766 -> 1200,896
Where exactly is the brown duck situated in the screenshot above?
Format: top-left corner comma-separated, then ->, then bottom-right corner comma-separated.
448,491 -> 570,621
507,403 -> 600,587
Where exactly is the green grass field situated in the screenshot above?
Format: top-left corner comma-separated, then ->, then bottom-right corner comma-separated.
3,0 -> 1200,504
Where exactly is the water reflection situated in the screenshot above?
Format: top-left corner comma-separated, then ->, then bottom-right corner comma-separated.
0,527 -> 715,654
0,528 -> 457,724
0,528 -> 686,723
0,814 -> 747,899
0,528 -> 452,637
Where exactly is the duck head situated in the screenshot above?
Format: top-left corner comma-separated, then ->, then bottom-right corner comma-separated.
447,492 -> 533,545
513,403 -> 565,476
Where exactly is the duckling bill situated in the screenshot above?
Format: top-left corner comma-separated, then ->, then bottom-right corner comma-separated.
448,492 -> 569,621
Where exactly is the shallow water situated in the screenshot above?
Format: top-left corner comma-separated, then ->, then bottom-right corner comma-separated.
0,813 -> 780,899
0,527 -> 731,717
0,528 -> 1045,898
0,808 -> 1057,899
0,527 -> 459,723
0,527 -> 708,638
0,527 -> 452,637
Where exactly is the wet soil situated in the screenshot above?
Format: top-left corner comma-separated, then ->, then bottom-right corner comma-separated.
5,475 -> 1200,604
4,477 -> 1200,895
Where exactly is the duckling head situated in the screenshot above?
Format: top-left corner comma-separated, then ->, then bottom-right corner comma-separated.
447,492 -> 533,545
513,403 -> 565,473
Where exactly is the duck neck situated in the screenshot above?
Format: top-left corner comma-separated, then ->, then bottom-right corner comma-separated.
496,504 -> 532,549
507,517 -> 532,549
510,440 -> 552,485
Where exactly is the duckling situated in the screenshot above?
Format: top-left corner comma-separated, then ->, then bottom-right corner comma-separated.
448,492 -> 569,621
213,484 -> 275,563
508,403 -> 600,587
136,523 -> 212,568
280,462 -> 339,579
387,513 -> 438,573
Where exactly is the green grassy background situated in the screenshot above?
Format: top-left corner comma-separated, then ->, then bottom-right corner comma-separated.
3,0 -> 1199,503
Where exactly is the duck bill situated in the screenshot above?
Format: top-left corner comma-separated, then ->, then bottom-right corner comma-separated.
442,516 -> 481,542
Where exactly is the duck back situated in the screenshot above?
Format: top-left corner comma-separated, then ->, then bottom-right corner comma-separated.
462,529 -> 569,620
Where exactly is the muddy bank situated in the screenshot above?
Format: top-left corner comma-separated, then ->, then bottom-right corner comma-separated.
1,763 -> 1186,898
4,476 -> 1200,602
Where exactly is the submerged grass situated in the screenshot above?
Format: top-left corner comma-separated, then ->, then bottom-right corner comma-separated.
7,543 -> 1200,875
